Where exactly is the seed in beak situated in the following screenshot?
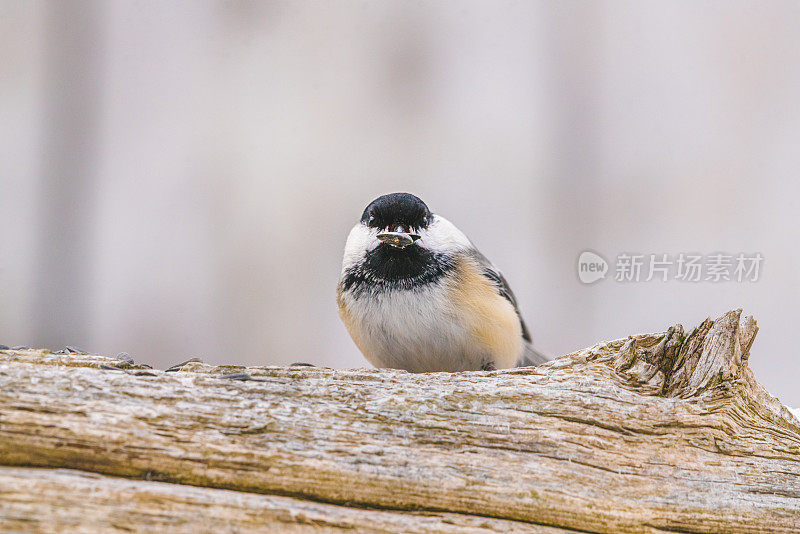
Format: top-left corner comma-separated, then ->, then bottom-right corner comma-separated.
377,232 -> 418,249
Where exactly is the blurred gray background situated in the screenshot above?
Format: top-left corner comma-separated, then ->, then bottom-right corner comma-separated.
2,1 -> 799,407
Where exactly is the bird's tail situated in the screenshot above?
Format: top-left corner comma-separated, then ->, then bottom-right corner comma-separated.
516,343 -> 550,367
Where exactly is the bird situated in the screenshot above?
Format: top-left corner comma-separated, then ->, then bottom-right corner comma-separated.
337,192 -> 548,373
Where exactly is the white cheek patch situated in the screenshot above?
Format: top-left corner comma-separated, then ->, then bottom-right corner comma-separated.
418,215 -> 472,254
341,224 -> 379,273
341,215 -> 472,273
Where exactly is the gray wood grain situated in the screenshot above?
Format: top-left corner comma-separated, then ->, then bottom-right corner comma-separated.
1,309 -> 798,533
0,467 -> 559,533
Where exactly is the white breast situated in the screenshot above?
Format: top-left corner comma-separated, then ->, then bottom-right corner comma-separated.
338,282 -> 492,373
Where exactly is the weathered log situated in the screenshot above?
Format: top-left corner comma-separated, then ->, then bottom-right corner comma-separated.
1,309 -> 798,533
0,466 -> 549,533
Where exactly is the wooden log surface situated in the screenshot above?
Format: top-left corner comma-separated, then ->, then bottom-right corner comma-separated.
1,309 -> 799,533
0,466 -> 555,534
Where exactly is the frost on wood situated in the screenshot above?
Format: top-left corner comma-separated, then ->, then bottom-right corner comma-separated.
1,309 -> 799,533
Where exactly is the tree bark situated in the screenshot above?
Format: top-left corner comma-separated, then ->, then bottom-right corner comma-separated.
1,309 -> 798,533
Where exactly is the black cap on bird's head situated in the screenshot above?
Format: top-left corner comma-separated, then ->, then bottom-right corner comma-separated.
361,193 -> 432,249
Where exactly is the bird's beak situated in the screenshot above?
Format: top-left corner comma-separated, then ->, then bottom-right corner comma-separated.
377,231 -> 421,249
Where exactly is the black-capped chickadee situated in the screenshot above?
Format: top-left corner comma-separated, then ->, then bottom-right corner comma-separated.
337,192 -> 547,372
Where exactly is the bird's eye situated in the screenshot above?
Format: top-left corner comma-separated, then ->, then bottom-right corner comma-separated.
368,215 -> 376,225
